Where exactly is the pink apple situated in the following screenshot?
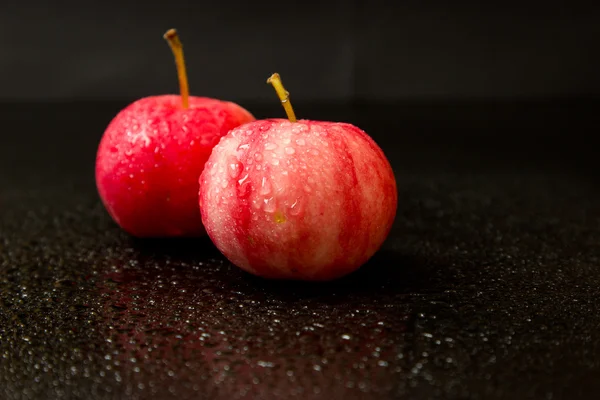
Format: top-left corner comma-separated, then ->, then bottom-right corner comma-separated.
95,29 -> 255,237
199,73 -> 397,281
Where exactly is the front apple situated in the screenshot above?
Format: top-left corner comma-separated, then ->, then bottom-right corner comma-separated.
199,74 -> 397,281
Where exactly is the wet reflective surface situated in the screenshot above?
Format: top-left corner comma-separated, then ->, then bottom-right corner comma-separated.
1,100 -> 600,399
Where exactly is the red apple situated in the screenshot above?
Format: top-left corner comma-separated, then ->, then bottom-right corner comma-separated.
199,73 -> 397,281
95,29 -> 255,237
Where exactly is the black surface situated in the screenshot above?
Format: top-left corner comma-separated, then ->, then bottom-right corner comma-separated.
1,100 -> 600,399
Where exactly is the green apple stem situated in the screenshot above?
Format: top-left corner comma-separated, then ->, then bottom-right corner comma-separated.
267,73 -> 297,122
163,29 -> 190,109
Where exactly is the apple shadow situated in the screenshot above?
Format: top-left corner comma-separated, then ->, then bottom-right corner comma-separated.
239,248 -> 453,301
123,235 -> 455,303
127,235 -> 223,260
346,249 -> 446,291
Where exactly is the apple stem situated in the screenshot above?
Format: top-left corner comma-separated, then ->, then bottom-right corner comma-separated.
163,29 -> 190,109
267,73 -> 297,122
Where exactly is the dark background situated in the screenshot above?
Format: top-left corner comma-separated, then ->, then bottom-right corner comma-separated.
1,0 -> 599,103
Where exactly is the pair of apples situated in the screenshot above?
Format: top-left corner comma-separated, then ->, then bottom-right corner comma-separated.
95,29 -> 397,281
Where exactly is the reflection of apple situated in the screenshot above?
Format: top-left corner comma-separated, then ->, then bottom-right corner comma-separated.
199,73 -> 397,281
96,265 -> 403,398
95,29 -> 254,237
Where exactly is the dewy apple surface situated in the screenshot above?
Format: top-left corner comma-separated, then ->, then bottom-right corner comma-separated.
95,29 -> 254,238
199,73 -> 397,281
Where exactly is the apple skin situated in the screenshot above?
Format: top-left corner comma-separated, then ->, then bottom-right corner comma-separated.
96,95 -> 255,237
199,118 -> 397,281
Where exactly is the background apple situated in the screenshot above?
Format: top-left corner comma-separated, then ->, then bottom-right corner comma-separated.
95,29 -> 255,237
199,73 -> 397,281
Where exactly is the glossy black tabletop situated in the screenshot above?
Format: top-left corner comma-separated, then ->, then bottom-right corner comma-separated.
1,99 -> 599,399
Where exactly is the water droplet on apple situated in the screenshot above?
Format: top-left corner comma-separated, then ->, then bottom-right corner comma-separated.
283,137 -> 291,145
254,153 -> 263,161
251,199 -> 261,209
125,149 -> 133,156
252,214 -> 259,221
238,173 -> 249,185
229,161 -> 243,178
154,163 -> 159,168
265,142 -> 277,151
296,138 -> 306,146
190,139 -> 195,146
263,197 -> 276,213
285,147 -> 295,155
237,174 -> 251,198
288,198 -> 303,216
129,174 -> 134,179
307,176 -> 316,184
238,143 -> 250,151
310,149 -> 320,156
303,185 -> 312,193
282,170 -> 288,175
256,165 -> 262,170
260,177 -> 272,195
221,179 -> 228,188
292,124 -> 308,134
271,158 -> 280,166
